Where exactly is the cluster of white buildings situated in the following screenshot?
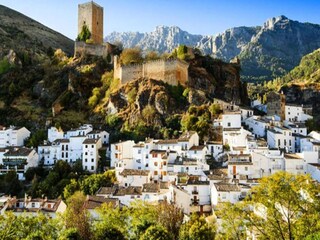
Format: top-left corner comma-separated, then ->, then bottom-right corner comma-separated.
1,97 -> 319,219
92,99 -> 320,215
38,124 -> 109,172
0,124 -> 110,180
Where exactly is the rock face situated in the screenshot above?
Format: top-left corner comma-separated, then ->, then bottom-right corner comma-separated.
106,16 -> 320,82
0,5 -> 74,56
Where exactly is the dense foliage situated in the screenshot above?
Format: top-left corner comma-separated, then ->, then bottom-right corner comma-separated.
217,172 -> 320,239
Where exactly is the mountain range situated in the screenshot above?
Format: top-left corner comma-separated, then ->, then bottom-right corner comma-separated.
106,16 -> 320,82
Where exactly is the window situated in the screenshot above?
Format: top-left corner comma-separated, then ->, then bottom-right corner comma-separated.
85,145 -> 88,148
289,140 -> 291,146
85,152 -> 88,155
163,161 -> 167,166
91,166 -> 94,170
66,145 -> 68,150
284,140 -> 287,146
154,171 -> 158,175
66,152 -> 68,158
85,166 -> 87,170
31,202 -> 35,208
245,167 -> 248,171
162,171 -> 167,176
154,162 -> 158,166
288,112 -> 290,115
227,122 -> 231,127
152,153 -> 157,158
62,145 -> 64,151
91,158 -> 94,162
278,139 -> 280,146
92,145 -> 94,148
138,150 -> 141,154
62,152 -> 64,158
85,158 -> 88,162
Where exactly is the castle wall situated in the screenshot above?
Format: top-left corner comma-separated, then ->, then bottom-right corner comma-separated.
143,60 -> 166,82
74,41 -> 113,60
113,57 -> 189,86
78,2 -> 103,44
121,64 -> 143,85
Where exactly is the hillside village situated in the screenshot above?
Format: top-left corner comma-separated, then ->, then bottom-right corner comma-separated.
1,1 -> 320,239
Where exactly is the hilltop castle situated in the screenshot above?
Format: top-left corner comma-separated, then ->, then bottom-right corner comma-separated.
75,1 -> 189,86
75,1 -> 114,59
114,56 -> 189,86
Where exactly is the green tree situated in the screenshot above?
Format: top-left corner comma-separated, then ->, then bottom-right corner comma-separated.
179,213 -> 216,240
94,202 -> 128,239
62,191 -> 91,240
80,171 -> 116,195
244,172 -> 320,240
119,48 -> 143,65
76,24 -> 91,42
0,212 -> 60,240
216,202 -> 246,240
142,105 -> 157,125
63,179 -> 80,200
140,225 -> 172,240
157,201 -> 183,240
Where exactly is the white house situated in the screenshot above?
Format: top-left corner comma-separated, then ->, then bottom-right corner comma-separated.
117,169 -> 151,187
109,186 -> 142,206
148,150 -> 169,182
82,138 -> 102,172
211,182 -> 242,206
141,182 -> 171,203
267,126 -> 295,153
286,123 -> 307,136
187,145 -> 208,161
239,106 -> 254,122
178,131 -> 199,156
205,141 -> 223,159
251,150 -> 285,178
2,197 -> 66,218
223,127 -> 251,147
0,126 -> 30,148
222,111 -> 241,129
64,124 -> 93,139
227,153 -> 254,180
48,127 -> 64,143
245,116 -> 270,138
0,147 -> 39,180
285,104 -> 313,123
169,158 -> 209,176
110,140 -> 135,168
283,154 -> 305,175
183,178 -> 211,206
87,130 -> 109,145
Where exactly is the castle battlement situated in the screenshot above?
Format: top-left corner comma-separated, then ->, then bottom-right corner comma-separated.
114,56 -> 189,86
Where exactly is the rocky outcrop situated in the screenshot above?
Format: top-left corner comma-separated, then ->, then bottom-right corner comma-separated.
105,55 -> 247,128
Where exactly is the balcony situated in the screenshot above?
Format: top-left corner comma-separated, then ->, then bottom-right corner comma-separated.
192,190 -> 199,195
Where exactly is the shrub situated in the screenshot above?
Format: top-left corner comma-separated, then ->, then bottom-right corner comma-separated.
76,24 -> 91,42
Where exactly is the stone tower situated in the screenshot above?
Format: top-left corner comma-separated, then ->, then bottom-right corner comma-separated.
78,1 -> 103,44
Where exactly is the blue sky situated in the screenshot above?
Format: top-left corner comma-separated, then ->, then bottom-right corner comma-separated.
1,0 -> 320,39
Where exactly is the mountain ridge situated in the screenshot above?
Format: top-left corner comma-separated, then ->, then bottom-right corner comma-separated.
105,16 -> 320,82
0,5 -> 74,56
